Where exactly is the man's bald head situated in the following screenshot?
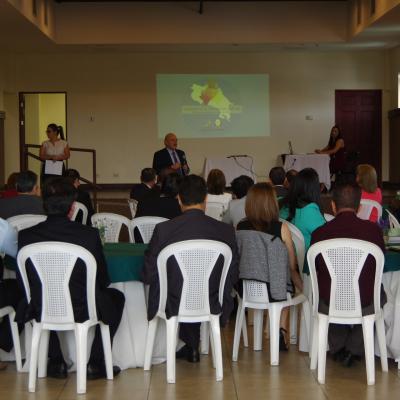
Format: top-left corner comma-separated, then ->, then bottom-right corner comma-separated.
164,133 -> 178,150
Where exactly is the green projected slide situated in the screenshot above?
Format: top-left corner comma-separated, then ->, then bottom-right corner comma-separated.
156,74 -> 270,138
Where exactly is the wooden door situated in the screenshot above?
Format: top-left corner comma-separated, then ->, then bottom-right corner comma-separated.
335,90 -> 382,179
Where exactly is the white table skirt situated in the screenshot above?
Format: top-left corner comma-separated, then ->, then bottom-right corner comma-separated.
203,157 -> 256,185
0,280 -> 167,371
379,271 -> 400,361
283,154 -> 331,190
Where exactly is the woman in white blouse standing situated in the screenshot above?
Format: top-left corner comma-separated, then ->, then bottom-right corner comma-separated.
40,124 -> 70,185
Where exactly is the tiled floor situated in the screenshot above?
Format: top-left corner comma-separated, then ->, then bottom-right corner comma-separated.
1,321 -> 399,399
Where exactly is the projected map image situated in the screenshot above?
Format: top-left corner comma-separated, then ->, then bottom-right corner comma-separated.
157,74 -> 270,138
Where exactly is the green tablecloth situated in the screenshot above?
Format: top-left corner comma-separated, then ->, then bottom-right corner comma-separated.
384,250 -> 400,273
103,242 -> 148,283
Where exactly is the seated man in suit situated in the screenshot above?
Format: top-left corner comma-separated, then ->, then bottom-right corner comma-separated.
64,168 -> 95,225
0,219 -> 23,369
18,178 -> 125,379
129,168 -> 160,203
269,167 -> 288,198
311,182 -> 385,367
143,174 -> 239,362
135,172 -> 182,221
0,170 -> 44,219
152,133 -> 189,176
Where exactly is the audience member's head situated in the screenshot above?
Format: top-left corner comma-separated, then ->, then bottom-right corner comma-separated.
46,123 -> 65,141
207,169 -> 226,195
245,183 -> 279,231
178,175 -> 207,211
230,175 -> 254,199
140,168 -> 157,187
6,172 -> 19,190
331,182 -> 361,215
161,172 -> 182,198
16,170 -> 39,195
356,164 -> 378,194
288,168 -> 321,221
64,168 -> 81,188
42,178 -> 77,216
284,169 -> 298,189
269,167 -> 286,186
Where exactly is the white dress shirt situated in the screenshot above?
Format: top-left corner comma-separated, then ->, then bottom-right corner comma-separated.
0,218 -> 18,257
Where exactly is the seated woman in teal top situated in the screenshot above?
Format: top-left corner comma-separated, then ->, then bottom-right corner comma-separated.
285,168 -> 326,271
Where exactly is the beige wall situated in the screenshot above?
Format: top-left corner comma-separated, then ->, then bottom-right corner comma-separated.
349,0 -> 400,37
38,93 -> 66,143
55,1 -> 347,45
7,0 -> 55,40
3,50 -> 391,183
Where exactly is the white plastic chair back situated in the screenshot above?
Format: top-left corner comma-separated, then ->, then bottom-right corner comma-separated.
307,238 -> 387,385
357,199 -> 382,221
7,214 -> 47,232
130,216 -> 168,244
281,219 -> 305,272
243,280 -> 270,306
17,242 -> 98,327
205,202 -> 225,221
91,212 -> 132,243
127,199 -> 138,219
156,240 -> 232,321
307,238 -> 384,320
70,201 -> 88,225
324,213 -> 335,222
387,209 -> 400,229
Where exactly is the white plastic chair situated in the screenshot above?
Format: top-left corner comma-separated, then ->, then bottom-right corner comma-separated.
386,209 -> 400,229
127,199 -> 138,219
143,239 -> 232,383
205,202 -> 225,221
232,280 -> 306,365
0,306 -> 22,372
17,242 -> 113,394
91,212 -> 133,243
307,238 -> 388,385
7,214 -> 47,232
282,220 -> 310,346
70,201 -> 88,225
324,213 -> 335,222
130,216 -> 168,244
357,199 -> 382,221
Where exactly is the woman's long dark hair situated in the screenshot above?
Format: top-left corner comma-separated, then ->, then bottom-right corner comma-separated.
287,168 -> 322,221
328,125 -> 343,149
47,123 -> 65,141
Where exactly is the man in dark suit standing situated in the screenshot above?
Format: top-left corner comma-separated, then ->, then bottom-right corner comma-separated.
143,175 -> 239,362
152,133 -> 190,176
0,170 -> 44,219
129,168 -> 160,203
311,182 -> 385,367
18,178 -> 125,380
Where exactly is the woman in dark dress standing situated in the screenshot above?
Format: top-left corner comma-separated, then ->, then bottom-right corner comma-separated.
315,125 -> 345,176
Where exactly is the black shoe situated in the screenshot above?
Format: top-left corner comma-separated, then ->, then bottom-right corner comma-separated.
279,328 -> 288,351
176,345 -> 200,363
332,348 -> 347,362
87,362 -> 121,380
341,351 -> 355,368
47,359 -> 68,379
